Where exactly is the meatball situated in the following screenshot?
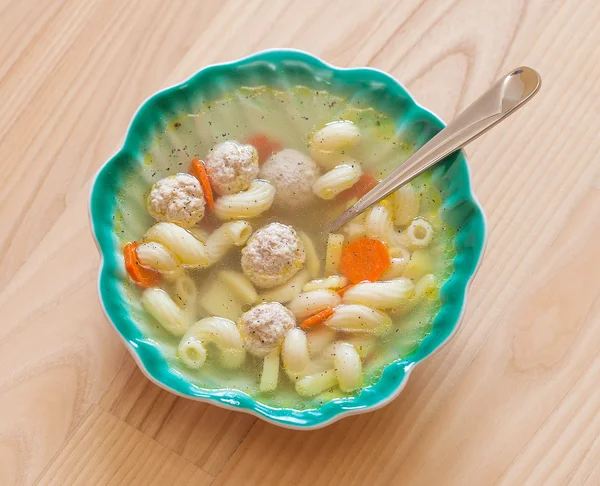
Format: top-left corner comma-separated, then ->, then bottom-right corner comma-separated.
241,222 -> 305,289
259,149 -> 320,210
204,140 -> 259,195
147,174 -> 205,228
240,302 -> 296,357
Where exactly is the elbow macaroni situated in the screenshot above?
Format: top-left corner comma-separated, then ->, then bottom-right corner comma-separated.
218,270 -> 257,305
365,205 -> 391,241
381,246 -> 411,280
260,350 -> 280,392
342,212 -> 367,242
258,270 -> 311,303
282,328 -> 310,374
415,273 -> 438,300
309,121 -> 361,171
303,275 -> 348,292
405,218 -> 434,249
311,120 -> 361,151
296,369 -> 337,397
287,289 -> 341,320
393,185 -> 419,227
198,276 -> 243,322
326,304 -> 392,335
306,326 -> 337,355
178,317 -> 246,370
144,222 -> 210,268
213,180 -> 275,220
312,160 -> 362,200
142,287 -> 191,336
343,278 -> 415,309
365,204 -> 407,252
136,241 -> 180,276
333,342 -> 362,392
205,221 -> 252,264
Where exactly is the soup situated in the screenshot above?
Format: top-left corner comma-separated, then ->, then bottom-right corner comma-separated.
116,85 -> 455,409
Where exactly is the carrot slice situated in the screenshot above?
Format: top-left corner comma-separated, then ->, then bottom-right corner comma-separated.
337,284 -> 354,297
339,238 -> 390,284
124,242 -> 161,288
337,173 -> 378,202
300,307 -> 336,329
246,134 -> 282,164
190,158 -> 215,210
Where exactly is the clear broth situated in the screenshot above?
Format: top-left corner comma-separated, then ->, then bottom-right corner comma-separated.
115,86 -> 456,409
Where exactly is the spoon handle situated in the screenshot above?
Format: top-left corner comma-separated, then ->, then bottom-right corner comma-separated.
328,67 -> 542,231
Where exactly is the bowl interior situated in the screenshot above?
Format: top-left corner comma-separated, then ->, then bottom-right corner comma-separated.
90,49 -> 486,428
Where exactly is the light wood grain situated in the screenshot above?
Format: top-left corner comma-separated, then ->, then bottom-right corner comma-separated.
1,0 -> 599,484
36,406 -> 213,485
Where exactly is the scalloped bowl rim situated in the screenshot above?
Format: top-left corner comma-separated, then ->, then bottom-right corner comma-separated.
89,48 -> 488,430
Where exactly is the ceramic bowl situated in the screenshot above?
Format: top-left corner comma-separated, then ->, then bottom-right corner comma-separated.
89,49 -> 486,429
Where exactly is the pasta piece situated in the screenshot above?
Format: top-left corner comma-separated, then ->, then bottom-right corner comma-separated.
144,222 -> 209,267
306,326 -> 337,356
188,227 -> 209,243
333,342 -> 362,392
403,249 -> 434,280
325,233 -> 345,275
141,288 -> 190,336
326,304 -> 392,335
174,274 -> 198,323
198,277 -> 243,321
135,241 -> 180,276
178,316 -> 246,369
405,218 -> 434,249
219,270 -> 257,304
312,160 -> 362,200
286,358 -> 332,383
258,270 -> 311,303
364,204 -> 409,251
311,120 -> 361,151
389,245 -> 411,260
385,225 -> 410,250
393,184 -> 420,227
308,147 -> 343,171
303,275 -> 348,292
344,334 -> 376,358
213,180 -> 275,220
415,273 -> 438,300
205,221 -> 252,264
282,328 -> 310,374
342,212 -> 367,242
381,246 -> 411,280
394,274 -> 439,316
298,231 -> 321,278
342,278 -> 415,309
365,205 -> 391,241
260,350 -> 280,392
296,369 -> 337,397
287,290 -> 342,320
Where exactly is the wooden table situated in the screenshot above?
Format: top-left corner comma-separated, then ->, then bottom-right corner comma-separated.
2,1 -> 599,484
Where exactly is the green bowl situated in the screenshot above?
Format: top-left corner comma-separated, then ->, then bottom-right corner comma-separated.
89,49 -> 487,429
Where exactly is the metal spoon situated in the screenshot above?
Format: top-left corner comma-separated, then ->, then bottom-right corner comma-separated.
328,67 -> 542,231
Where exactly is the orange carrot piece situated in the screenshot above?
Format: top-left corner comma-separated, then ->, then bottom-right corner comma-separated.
124,242 -> 161,288
337,284 -> 354,297
337,173 -> 378,202
339,238 -> 390,284
300,307 -> 336,329
246,134 -> 282,164
190,158 -> 215,210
